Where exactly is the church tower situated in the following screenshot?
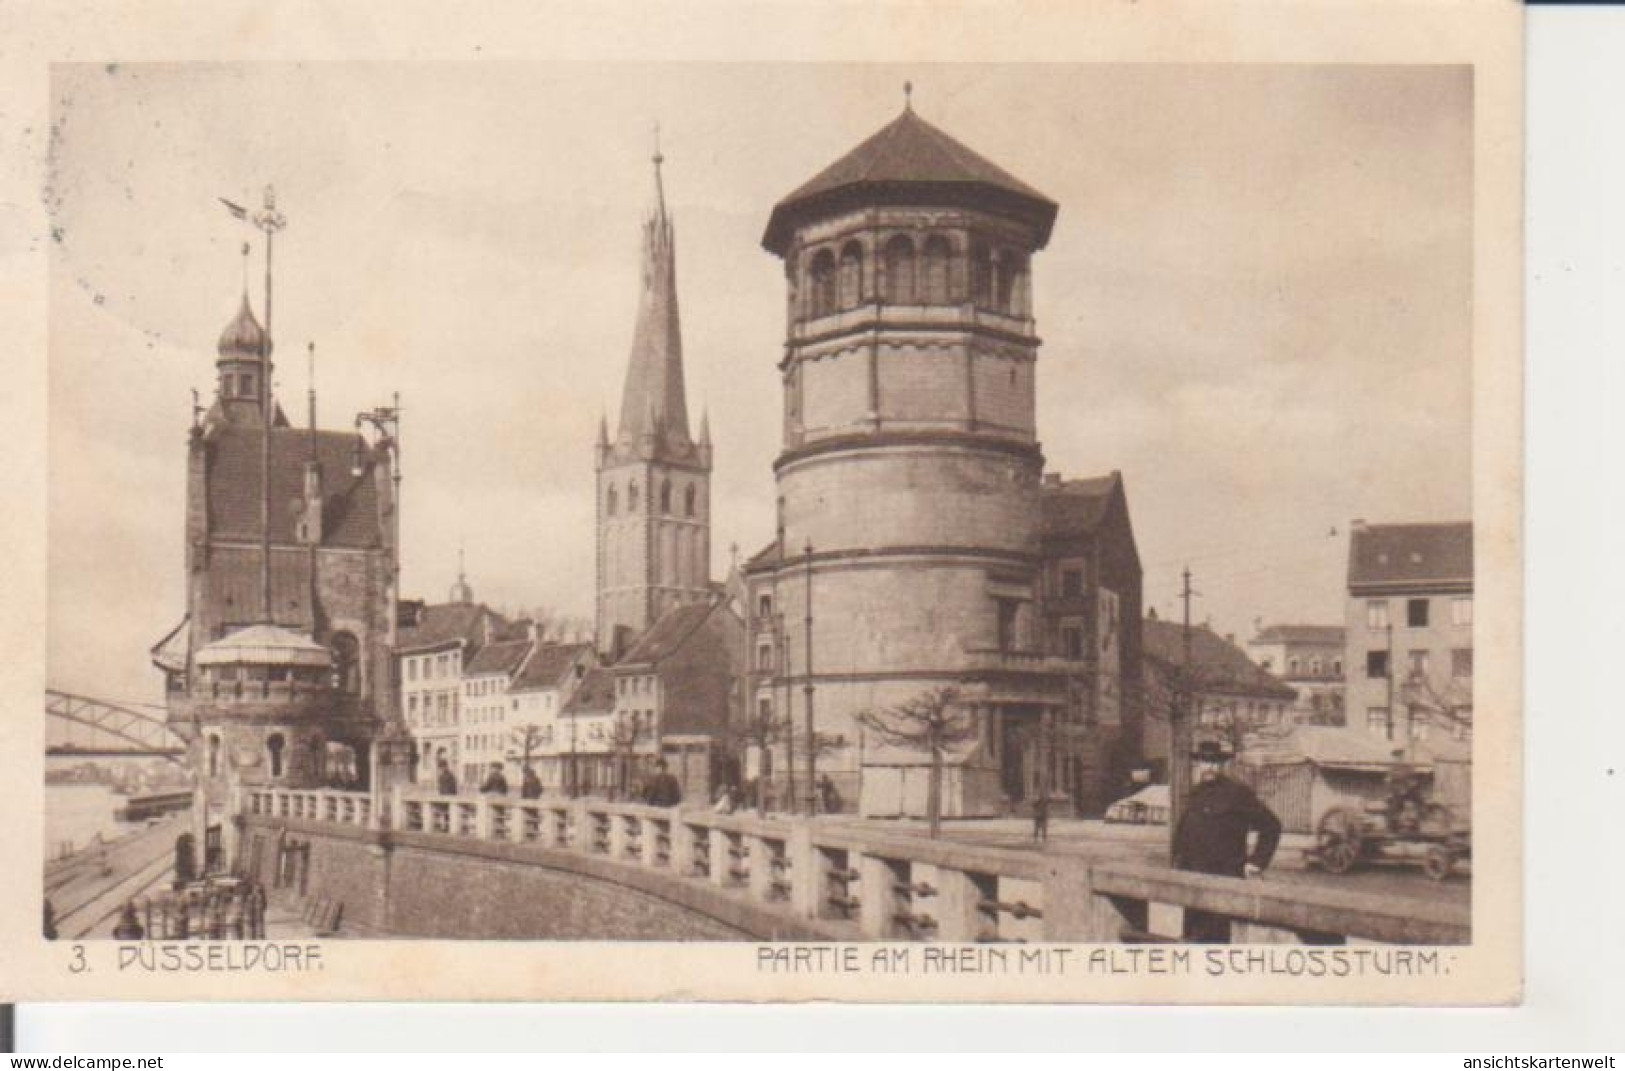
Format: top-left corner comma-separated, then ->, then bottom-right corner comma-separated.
596,144 -> 712,654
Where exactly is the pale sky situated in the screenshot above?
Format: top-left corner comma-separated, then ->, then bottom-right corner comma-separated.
46,62 -> 1472,704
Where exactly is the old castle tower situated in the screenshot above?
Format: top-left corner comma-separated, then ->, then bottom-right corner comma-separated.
595,148 -> 713,655
745,102 -> 1142,818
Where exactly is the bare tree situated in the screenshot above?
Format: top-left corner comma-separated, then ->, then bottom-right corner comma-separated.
726,701 -> 789,816
606,712 -> 643,800
507,722 -> 548,780
1401,669 -> 1473,741
855,685 -> 978,839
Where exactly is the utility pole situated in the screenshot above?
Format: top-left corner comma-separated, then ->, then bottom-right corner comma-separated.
781,611 -> 795,814
1385,619 -> 1397,746
1169,566 -> 1197,862
803,540 -> 817,816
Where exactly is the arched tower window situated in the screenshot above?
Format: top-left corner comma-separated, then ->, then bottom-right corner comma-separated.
207,734 -> 221,778
808,250 -> 837,318
837,242 -> 864,309
684,483 -> 696,517
329,631 -> 360,694
628,480 -> 639,511
995,249 -> 1026,314
267,733 -> 286,778
606,484 -> 618,516
882,236 -> 916,304
922,236 -> 951,304
970,243 -> 993,307
660,478 -> 672,513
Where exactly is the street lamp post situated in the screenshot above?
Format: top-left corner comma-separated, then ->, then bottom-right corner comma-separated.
353,398 -> 404,805
802,540 -> 817,816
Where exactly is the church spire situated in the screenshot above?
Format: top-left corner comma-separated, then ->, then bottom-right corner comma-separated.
614,133 -> 690,456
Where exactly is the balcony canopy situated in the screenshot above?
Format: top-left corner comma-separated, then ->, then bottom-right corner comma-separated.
195,623 -> 333,669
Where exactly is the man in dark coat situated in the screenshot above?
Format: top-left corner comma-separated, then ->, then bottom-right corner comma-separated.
1172,740 -> 1282,942
520,765 -> 543,799
435,759 -> 458,797
642,758 -> 682,807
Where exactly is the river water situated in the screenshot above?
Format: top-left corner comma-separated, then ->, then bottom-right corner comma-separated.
45,783 -> 142,861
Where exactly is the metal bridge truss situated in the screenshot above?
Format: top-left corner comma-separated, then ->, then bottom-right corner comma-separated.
45,689 -> 187,762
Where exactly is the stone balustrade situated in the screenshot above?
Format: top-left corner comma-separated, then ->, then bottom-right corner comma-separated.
242,788 -> 1469,945
247,787 -> 374,830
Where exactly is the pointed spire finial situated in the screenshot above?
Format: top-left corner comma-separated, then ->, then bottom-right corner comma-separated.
699,406 -> 711,445
598,409 -> 610,446
306,341 -> 318,444
240,241 -> 251,295
904,80 -> 913,112
651,120 -> 668,220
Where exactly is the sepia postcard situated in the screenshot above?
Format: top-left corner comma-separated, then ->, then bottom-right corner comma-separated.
0,0 -> 1523,1003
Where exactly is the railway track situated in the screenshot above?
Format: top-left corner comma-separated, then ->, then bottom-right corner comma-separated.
53,844 -> 176,939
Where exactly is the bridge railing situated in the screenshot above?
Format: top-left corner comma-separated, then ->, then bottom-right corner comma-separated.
246,788 -> 1469,945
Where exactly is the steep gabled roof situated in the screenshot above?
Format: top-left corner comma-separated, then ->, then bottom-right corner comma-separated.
1040,473 -> 1120,538
396,602 -> 504,655
1348,522 -> 1473,590
763,108 -> 1058,254
617,602 -> 716,667
1143,618 -> 1296,701
562,667 -> 616,716
510,642 -> 594,694
464,638 -> 531,678
204,425 -> 382,549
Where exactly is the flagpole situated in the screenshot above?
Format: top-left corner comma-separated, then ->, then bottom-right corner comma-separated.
251,187 -> 287,624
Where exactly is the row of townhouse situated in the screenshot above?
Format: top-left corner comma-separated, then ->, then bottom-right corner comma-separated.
395,588 -> 739,799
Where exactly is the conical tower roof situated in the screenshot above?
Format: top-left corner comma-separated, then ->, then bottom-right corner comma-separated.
615,149 -> 691,455
762,106 -> 1058,255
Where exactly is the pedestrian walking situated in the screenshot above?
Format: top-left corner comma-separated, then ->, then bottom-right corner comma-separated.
1172,740 -> 1282,942
436,758 -> 458,796
817,774 -> 841,815
1031,792 -> 1050,843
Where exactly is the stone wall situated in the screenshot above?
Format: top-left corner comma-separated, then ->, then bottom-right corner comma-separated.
242,817 -> 760,940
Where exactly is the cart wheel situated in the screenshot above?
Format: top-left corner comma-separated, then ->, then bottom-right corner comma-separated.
1316,809 -> 1362,875
1423,844 -> 1454,881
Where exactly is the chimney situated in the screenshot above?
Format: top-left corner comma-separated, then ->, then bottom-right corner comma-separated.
1042,472 -> 1062,488
1351,518 -> 1368,531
